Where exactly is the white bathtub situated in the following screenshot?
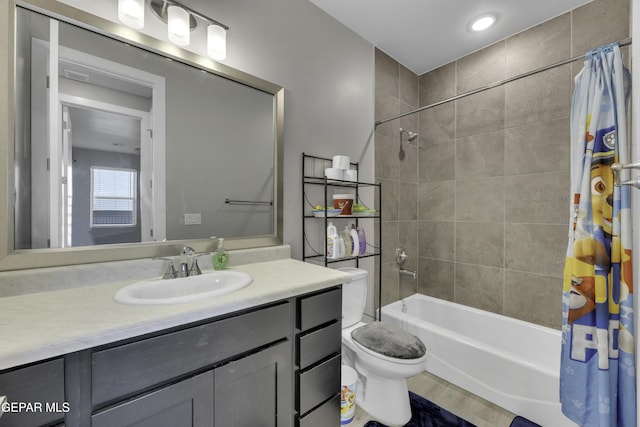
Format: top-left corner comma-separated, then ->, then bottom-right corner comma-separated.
381,294 -> 578,427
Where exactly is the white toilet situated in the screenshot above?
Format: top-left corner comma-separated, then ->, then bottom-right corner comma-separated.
338,267 -> 428,426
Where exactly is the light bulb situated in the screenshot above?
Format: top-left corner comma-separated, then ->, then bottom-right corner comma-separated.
168,5 -> 190,46
207,25 -> 227,60
118,0 -> 144,29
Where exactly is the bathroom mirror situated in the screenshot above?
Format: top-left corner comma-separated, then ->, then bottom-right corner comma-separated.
0,0 -> 284,270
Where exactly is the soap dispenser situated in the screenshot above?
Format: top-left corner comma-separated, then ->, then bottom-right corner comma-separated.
213,238 -> 229,270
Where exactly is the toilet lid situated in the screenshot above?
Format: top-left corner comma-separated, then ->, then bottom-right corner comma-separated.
351,322 -> 426,360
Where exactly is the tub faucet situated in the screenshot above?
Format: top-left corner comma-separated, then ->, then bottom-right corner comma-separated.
399,268 -> 417,279
396,247 -> 416,279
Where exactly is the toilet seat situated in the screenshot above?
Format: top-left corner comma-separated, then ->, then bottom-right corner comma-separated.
350,322 -> 427,364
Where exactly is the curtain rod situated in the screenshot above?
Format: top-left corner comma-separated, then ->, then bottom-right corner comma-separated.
375,37 -> 632,127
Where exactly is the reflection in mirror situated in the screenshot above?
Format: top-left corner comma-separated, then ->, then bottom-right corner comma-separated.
15,6 -> 277,251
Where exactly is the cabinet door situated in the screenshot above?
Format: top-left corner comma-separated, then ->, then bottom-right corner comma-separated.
91,371 -> 213,427
214,341 -> 293,427
0,359 -> 65,427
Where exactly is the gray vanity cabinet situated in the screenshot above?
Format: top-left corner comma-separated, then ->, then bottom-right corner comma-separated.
0,285 -> 343,427
90,302 -> 292,407
92,340 -> 292,427
295,287 -> 342,427
89,301 -> 294,427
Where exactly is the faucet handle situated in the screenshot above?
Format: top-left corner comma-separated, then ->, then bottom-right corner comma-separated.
395,247 -> 409,266
153,257 -> 178,279
189,258 -> 202,276
188,253 -> 210,276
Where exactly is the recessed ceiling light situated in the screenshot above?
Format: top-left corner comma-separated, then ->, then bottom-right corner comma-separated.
470,14 -> 497,32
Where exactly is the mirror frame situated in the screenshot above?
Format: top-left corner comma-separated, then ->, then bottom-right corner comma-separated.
0,0 -> 284,271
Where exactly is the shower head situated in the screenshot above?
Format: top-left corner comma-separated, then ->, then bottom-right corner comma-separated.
399,128 -> 418,142
398,128 -> 418,161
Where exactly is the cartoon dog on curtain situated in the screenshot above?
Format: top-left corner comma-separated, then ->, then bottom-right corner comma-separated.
567,124 -> 634,357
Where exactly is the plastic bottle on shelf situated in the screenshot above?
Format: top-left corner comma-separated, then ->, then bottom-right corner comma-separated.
336,232 -> 345,258
343,226 -> 352,257
358,227 -> 367,255
350,224 -> 359,257
327,222 -> 338,259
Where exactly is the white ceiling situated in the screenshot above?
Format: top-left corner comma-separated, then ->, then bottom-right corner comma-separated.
67,106 -> 141,155
310,0 -> 594,75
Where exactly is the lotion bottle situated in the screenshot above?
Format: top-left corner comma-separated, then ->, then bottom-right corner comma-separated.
350,224 -> 359,257
343,226 -> 352,257
358,226 -> 367,255
336,233 -> 345,258
213,238 -> 229,270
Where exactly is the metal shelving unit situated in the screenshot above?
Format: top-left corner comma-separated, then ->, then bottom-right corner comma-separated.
301,153 -> 382,320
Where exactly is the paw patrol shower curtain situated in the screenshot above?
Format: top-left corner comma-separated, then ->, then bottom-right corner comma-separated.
561,43 -> 635,427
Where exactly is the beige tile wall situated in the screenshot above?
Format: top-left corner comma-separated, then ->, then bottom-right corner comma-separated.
374,0 -> 630,329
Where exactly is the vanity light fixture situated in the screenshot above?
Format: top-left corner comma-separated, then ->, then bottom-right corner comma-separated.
167,4 -> 190,46
469,13 -> 497,32
117,0 -> 145,29
207,24 -> 227,60
118,0 -> 229,60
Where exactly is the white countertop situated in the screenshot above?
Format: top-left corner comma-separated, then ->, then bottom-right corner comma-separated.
0,258 -> 350,371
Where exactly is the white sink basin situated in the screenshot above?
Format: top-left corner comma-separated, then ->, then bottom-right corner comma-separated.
114,271 -> 252,305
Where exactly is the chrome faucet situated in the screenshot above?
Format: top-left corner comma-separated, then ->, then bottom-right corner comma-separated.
154,247 -> 209,279
396,247 -> 417,280
179,246 -> 196,277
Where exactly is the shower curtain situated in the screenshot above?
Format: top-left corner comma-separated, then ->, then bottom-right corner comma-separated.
560,43 -> 635,427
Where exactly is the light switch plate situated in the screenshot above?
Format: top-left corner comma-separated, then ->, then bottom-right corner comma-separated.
184,213 -> 201,225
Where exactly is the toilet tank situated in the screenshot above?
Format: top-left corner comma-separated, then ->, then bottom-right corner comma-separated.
337,267 -> 368,328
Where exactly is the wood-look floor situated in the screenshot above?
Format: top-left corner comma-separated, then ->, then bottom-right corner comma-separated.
347,371 -> 516,427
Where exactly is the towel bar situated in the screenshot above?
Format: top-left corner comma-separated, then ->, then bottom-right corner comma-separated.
224,198 -> 273,205
612,162 -> 640,187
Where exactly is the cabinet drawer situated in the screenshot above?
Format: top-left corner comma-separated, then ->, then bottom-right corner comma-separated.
298,321 -> 341,368
297,394 -> 339,427
92,301 -> 292,406
297,354 -> 340,415
0,359 -> 65,427
297,287 -> 341,332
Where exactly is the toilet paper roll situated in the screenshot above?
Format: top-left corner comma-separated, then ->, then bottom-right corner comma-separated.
343,169 -> 357,182
325,168 -> 343,180
333,155 -> 351,170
